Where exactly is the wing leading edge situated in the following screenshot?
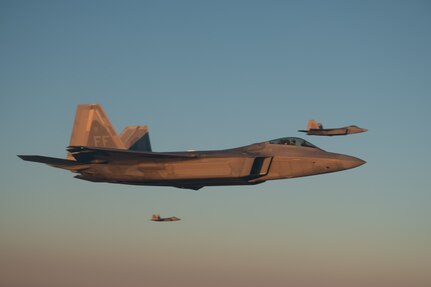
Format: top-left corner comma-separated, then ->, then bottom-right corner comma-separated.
67,146 -> 199,163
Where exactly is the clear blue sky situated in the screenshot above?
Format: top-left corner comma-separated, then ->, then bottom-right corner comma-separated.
1,1 -> 430,286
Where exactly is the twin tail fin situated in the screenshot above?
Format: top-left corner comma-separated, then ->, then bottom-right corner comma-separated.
68,104 -> 151,159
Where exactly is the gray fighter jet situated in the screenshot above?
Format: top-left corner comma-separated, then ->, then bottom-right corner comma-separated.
18,104 -> 365,190
151,214 -> 181,222
299,119 -> 368,136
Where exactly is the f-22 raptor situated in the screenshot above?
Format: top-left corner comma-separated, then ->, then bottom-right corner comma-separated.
151,214 -> 181,222
299,119 -> 368,136
19,104 -> 365,190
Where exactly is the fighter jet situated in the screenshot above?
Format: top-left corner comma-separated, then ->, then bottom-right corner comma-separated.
18,104 -> 366,190
299,119 -> 368,136
151,214 -> 181,222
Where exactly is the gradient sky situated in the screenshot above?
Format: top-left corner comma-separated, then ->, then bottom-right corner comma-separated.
1,1 -> 430,286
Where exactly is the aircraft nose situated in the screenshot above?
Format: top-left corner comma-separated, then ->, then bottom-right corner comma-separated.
340,155 -> 366,169
311,153 -> 366,175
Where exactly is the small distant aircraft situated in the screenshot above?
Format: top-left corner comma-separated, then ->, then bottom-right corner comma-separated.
19,104 -> 365,190
151,214 -> 181,222
299,119 -> 367,136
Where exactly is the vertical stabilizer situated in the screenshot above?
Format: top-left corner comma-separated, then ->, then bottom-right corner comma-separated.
68,104 -> 125,159
307,119 -> 322,130
120,126 -> 152,152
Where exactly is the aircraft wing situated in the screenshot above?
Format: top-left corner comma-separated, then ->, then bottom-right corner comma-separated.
67,146 -> 199,163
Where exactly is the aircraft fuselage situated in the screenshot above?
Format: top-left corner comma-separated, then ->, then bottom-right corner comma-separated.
72,141 -> 365,190
301,126 -> 368,136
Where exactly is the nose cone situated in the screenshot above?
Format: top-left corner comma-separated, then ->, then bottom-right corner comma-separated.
314,153 -> 366,174
339,155 -> 366,170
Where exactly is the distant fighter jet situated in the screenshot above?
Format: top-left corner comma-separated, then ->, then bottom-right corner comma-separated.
19,104 -> 365,190
299,119 -> 367,136
151,214 -> 181,222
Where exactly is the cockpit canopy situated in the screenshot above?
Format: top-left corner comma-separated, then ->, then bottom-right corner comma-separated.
269,137 -> 319,149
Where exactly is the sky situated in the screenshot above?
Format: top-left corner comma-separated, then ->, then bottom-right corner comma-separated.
1,0 -> 430,286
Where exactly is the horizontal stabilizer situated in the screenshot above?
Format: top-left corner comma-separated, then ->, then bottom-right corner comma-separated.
18,155 -> 89,171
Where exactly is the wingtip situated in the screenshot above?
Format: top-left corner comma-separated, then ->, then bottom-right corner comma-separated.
17,155 -> 30,161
